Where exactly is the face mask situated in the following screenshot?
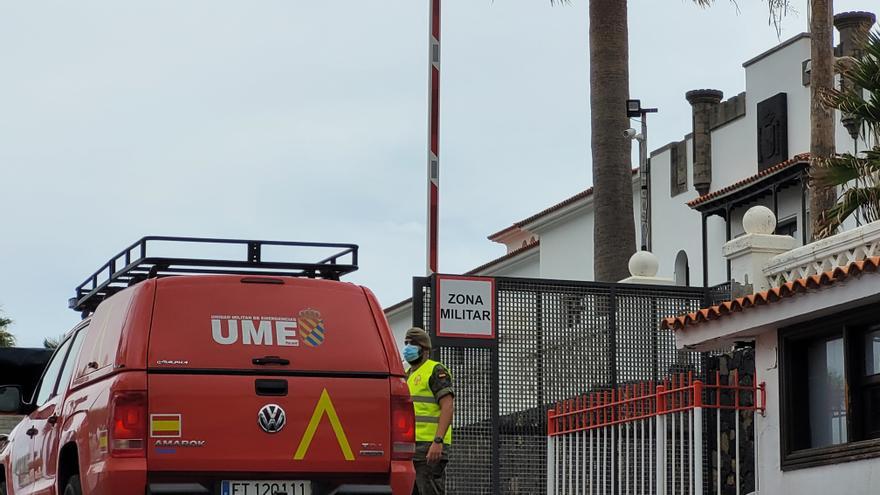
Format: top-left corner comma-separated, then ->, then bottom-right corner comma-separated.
403,344 -> 422,363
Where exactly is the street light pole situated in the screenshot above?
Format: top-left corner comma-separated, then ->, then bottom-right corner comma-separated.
626,100 -> 658,252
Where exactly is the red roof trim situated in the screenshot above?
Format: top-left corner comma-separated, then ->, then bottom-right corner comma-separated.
489,168 -> 639,240
662,256 -> 880,331
687,154 -> 810,208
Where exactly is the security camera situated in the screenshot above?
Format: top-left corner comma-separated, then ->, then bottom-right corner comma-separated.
623,128 -> 644,141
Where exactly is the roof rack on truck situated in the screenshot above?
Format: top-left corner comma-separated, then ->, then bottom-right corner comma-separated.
70,236 -> 358,313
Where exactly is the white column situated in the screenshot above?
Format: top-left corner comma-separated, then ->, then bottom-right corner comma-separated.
656,414 -> 666,495
722,206 -> 796,292
547,435 -> 556,495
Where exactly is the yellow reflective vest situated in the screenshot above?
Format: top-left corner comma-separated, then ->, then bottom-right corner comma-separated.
406,359 -> 453,444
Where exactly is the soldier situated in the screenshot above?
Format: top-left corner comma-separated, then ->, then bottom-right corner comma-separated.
403,327 -> 454,495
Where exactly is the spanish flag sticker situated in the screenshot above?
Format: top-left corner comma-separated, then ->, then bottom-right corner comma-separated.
150,414 -> 182,438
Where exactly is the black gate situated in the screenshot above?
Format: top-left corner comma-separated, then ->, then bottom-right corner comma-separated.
412,275 -> 728,495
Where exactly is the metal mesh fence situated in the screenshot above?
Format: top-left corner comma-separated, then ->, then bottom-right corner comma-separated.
442,346 -> 494,494
414,275 -> 717,494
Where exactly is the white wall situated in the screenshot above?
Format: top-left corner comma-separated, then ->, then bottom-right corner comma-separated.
745,36 -> 812,161
535,180 -> 640,282
387,308 -> 412,359
754,329 -> 880,495
711,115 -> 756,193
496,251 -> 541,279
537,207 -> 594,281
649,137 -> 704,285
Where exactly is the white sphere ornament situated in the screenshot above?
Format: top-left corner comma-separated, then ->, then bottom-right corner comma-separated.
742,206 -> 777,235
628,250 -> 659,277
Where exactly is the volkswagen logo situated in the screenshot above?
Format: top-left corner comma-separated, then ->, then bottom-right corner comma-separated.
257,404 -> 286,433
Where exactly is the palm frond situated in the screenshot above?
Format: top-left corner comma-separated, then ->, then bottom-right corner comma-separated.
0,311 -> 12,347
822,30 -> 880,138
814,28 -> 880,235
811,152 -> 880,188
817,183 -> 880,238
0,329 -> 15,348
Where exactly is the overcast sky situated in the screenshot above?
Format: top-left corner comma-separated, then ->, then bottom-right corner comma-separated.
1,0 -> 876,347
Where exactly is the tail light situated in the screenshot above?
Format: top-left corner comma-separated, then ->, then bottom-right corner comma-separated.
110,391 -> 147,458
390,377 -> 415,460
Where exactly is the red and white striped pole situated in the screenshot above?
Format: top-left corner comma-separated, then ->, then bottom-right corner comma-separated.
426,0 -> 441,275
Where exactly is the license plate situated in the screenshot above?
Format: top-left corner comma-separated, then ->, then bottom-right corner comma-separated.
221,480 -> 311,495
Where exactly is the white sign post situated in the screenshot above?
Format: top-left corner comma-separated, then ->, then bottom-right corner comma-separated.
435,275 -> 496,339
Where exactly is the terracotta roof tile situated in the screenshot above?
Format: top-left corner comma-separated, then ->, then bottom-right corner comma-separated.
489,168 -> 639,240
687,154 -> 810,208
662,256 -> 880,331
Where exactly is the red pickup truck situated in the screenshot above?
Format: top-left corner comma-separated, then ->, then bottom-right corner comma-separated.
0,237 -> 415,495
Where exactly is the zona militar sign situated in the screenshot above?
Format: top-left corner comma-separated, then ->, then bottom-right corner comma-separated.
435,275 -> 496,339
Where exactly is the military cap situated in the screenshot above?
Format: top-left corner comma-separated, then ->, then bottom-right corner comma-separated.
405,327 -> 432,351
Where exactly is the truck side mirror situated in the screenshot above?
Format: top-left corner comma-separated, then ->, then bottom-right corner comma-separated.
0,385 -> 24,414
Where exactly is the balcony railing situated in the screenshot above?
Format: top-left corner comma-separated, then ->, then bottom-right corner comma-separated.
763,221 -> 880,288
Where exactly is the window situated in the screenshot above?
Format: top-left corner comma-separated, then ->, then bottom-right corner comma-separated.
805,336 -> 847,447
775,217 -> 797,238
674,250 -> 690,286
56,327 -> 87,394
33,337 -> 73,407
856,325 -> 880,440
780,304 -> 880,469
670,141 -> 688,197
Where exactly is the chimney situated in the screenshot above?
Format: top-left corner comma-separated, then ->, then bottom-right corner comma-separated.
722,206 -> 796,293
834,11 -> 876,59
834,11 -> 876,140
686,89 -> 724,196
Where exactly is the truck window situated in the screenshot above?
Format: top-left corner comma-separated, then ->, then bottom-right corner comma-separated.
56,327 -> 87,394
34,337 -> 73,406
75,289 -> 135,380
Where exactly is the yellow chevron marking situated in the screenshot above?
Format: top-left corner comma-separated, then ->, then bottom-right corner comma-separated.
293,389 -> 354,461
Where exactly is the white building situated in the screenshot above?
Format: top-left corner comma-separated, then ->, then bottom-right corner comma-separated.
667,207 -> 880,495
386,12 -> 879,349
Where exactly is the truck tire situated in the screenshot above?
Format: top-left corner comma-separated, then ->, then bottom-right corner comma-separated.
63,475 -> 82,495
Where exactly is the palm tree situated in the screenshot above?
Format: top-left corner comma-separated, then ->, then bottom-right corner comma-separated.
549,0 -> 789,281
588,0 -> 635,281
0,312 -> 14,348
809,0 -> 838,240
813,30 -> 880,237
